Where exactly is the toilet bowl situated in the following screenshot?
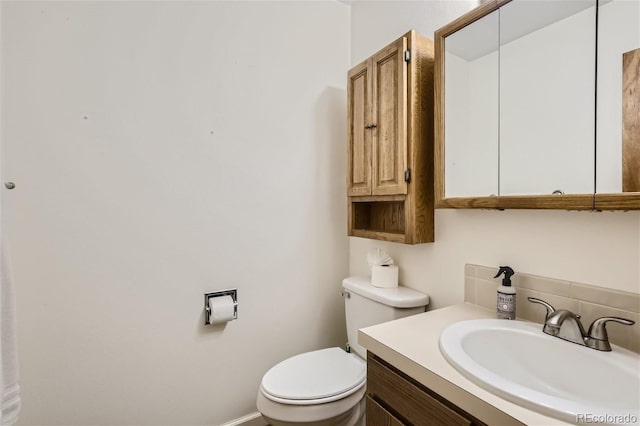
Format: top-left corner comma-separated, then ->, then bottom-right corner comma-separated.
256,277 -> 429,426
256,347 -> 366,426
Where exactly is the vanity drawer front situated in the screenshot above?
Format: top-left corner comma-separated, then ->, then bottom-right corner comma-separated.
366,395 -> 404,426
367,353 -> 479,426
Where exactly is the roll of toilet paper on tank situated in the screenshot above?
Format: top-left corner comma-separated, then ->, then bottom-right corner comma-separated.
371,264 -> 399,288
208,295 -> 236,324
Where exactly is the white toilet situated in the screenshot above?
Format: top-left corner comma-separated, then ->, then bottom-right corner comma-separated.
256,276 -> 429,426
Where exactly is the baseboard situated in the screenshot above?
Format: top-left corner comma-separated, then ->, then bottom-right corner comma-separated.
220,411 -> 267,426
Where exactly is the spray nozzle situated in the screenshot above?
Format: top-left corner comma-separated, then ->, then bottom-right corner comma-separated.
494,266 -> 515,287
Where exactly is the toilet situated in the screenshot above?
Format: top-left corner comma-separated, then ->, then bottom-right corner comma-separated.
256,276 -> 429,426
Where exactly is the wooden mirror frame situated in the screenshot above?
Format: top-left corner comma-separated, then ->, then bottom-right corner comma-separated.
434,0 -> 640,210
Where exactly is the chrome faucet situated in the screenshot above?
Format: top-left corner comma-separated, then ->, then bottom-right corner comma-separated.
528,297 -> 635,351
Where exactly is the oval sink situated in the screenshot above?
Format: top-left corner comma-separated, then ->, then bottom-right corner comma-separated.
439,319 -> 640,424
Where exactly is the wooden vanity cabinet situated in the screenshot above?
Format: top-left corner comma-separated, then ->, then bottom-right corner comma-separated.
347,30 -> 435,244
366,352 -> 487,426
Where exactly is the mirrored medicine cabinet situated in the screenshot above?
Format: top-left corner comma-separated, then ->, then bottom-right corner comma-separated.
434,0 -> 640,210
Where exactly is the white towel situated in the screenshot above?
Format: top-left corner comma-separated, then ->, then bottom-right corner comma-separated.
1,245 -> 21,425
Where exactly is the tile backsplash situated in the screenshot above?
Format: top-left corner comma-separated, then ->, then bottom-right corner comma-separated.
465,264 -> 640,353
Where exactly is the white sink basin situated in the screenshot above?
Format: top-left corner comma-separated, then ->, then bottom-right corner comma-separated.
439,319 -> 640,424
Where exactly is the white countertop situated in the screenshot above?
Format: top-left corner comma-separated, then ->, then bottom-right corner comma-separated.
358,303 -> 569,426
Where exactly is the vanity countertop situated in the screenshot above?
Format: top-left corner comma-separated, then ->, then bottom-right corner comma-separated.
358,303 -> 569,426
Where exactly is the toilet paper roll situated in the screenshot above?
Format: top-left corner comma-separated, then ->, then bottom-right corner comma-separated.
208,295 -> 236,324
371,264 -> 399,288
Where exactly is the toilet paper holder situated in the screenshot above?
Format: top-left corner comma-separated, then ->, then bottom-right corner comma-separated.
204,289 -> 238,325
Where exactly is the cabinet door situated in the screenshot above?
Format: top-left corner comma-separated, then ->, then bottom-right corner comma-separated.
372,37 -> 408,196
367,354 -> 475,426
348,60 -> 372,196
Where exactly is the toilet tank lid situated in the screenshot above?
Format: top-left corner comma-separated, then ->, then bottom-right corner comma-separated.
342,276 -> 429,308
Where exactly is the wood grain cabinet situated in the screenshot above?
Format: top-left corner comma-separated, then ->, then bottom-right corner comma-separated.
366,353 -> 487,426
347,30 -> 435,244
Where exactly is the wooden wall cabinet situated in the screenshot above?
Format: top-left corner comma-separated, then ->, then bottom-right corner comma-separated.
347,30 -> 435,244
366,352 -> 487,426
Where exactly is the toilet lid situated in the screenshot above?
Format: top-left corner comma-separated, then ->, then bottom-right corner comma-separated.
261,347 -> 366,403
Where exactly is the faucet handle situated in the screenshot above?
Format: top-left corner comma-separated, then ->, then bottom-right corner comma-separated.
587,317 -> 635,341
527,297 -> 555,320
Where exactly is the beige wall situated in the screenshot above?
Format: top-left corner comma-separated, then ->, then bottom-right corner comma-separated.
1,2 -> 350,424
349,1 -> 640,309
350,0 -> 478,65
351,210 -> 640,309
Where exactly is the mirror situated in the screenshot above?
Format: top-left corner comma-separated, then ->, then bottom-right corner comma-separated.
444,9 -> 499,198
499,0 -> 596,196
434,0 -> 640,210
596,0 -> 640,194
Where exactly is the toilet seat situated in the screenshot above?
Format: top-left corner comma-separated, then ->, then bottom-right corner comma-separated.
260,347 -> 366,405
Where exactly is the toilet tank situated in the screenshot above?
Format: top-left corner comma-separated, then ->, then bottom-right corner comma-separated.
342,276 -> 429,359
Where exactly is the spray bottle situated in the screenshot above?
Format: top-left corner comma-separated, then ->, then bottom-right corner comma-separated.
494,266 -> 516,320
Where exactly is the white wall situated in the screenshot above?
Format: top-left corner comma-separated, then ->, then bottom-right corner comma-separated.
1,1 -> 349,424
349,1 -> 640,309
3,1 -> 639,424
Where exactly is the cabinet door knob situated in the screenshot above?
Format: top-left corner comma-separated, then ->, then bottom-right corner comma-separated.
4,182 -> 15,190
